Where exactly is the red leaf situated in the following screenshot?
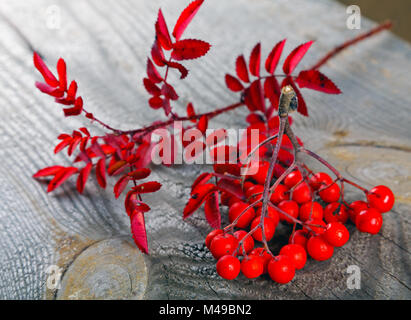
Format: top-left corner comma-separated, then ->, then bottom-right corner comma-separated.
54,138 -> 71,154
63,100 -> 83,117
57,58 -> 67,91
171,39 -> 210,60
47,167 -> 78,192
236,55 -> 250,83
161,83 -> 179,100
114,175 -> 130,198
282,77 -> 308,116
125,191 -> 151,217
133,181 -> 162,194
249,43 -> 261,77
128,168 -> 151,180
265,39 -> 286,74
249,80 -> 264,112
35,82 -> 64,98
33,166 -> 64,178
216,178 -> 245,200
243,87 -> 257,112
296,70 -> 341,94
76,162 -> 92,194
283,41 -> 313,75
186,102 -> 196,122
155,9 -> 173,50
96,158 -> 107,188
197,115 -> 208,134
151,40 -> 166,67
225,74 -> 244,92
146,58 -> 162,83
191,172 -> 213,192
264,76 -> 281,110
183,183 -> 216,219
108,160 -> 127,175
143,78 -> 161,96
172,0 -> 204,41
204,191 -> 221,229
213,163 -> 241,176
163,60 -> 188,79
149,96 -> 163,109
67,80 -> 78,101
33,52 -> 59,87
130,211 -> 148,254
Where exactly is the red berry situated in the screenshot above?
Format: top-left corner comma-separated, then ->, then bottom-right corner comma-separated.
205,229 -> 223,249
251,161 -> 271,185
216,255 -> 240,280
241,255 -> 264,279
234,230 -> 254,256
243,181 -> 255,192
256,206 -> 280,226
299,201 -> 323,222
304,219 -> 327,235
268,255 -> 295,284
210,234 -> 239,259
280,244 -> 307,270
249,248 -> 272,274
289,230 -> 310,249
292,182 -> 312,204
250,216 -> 276,242
319,183 -> 340,203
323,202 -> 349,224
284,170 -> 303,188
348,200 -> 369,224
324,222 -> 349,247
228,201 -> 256,228
220,192 -> 231,206
270,184 -> 290,204
246,184 -> 264,204
356,208 -> 383,234
309,172 -> 333,190
367,185 -> 395,213
307,235 -> 334,261
278,200 -> 299,224
228,196 -> 241,207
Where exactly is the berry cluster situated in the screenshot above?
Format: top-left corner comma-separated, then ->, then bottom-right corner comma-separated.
193,86 -> 395,283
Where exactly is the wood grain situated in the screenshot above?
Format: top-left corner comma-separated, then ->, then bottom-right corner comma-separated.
0,0 -> 409,299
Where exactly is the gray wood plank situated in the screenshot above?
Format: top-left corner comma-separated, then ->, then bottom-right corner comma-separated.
0,0 -> 409,299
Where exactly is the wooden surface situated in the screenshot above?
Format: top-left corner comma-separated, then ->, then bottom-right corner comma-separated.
0,0 -> 410,299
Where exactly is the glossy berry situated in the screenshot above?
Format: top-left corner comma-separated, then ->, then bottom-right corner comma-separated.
319,183 -> 340,203
205,229 -> 223,249
304,218 -> 327,235
210,233 -> 239,259
228,196 -> 242,207
228,201 -> 256,228
292,182 -> 312,204
268,255 -> 295,284
250,216 -> 276,242
323,222 -> 349,247
284,170 -> 303,188
220,192 -> 231,206
249,248 -> 272,274
356,208 -> 383,234
289,230 -> 310,249
367,185 -> 395,213
251,161 -> 271,185
307,235 -> 334,261
234,230 -> 254,256
324,202 -> 349,224
270,184 -> 290,204
299,201 -> 323,222
309,172 -> 333,190
241,255 -> 264,279
278,200 -> 299,224
216,255 -> 240,280
280,244 -> 307,270
256,206 -> 280,226
246,184 -> 264,204
348,200 -> 369,224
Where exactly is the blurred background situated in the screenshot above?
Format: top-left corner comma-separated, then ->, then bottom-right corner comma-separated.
337,0 -> 411,42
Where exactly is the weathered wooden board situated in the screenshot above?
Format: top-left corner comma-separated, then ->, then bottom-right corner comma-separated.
0,0 -> 410,299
